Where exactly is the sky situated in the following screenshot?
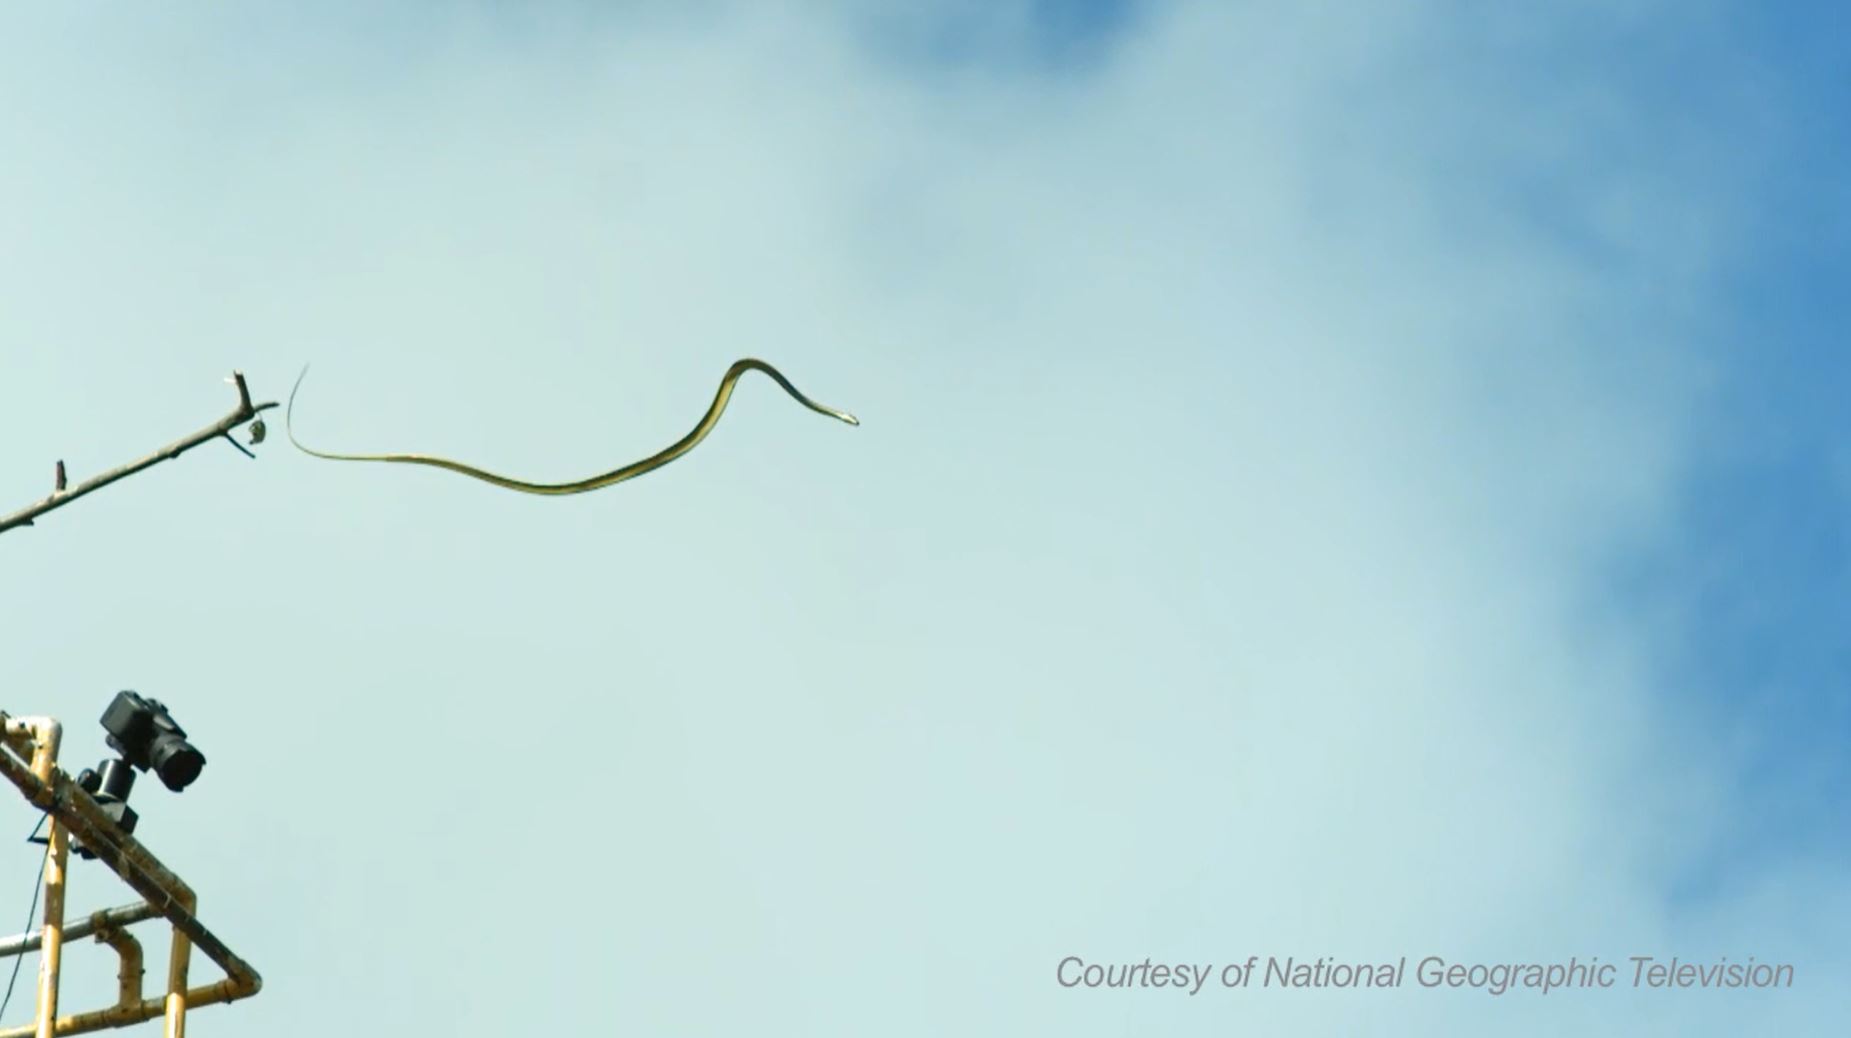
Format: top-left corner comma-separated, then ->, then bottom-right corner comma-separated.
0,2 -> 1846,1035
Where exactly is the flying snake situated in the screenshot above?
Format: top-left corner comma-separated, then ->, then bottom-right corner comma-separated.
285,358 -> 857,494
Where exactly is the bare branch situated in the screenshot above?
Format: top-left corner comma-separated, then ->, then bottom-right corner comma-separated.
0,371 -> 278,536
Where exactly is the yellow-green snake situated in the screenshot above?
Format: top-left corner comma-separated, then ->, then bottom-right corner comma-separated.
286,358 -> 857,494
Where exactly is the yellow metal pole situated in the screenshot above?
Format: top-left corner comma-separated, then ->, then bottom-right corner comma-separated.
94,928 -> 144,1012
162,887 -> 194,1038
34,825 -> 68,1038
20,719 -> 66,1038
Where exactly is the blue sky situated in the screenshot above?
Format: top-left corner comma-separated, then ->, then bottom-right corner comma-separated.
0,2 -> 1846,1035
1000,0 -> 1851,884
1614,2 -> 1851,881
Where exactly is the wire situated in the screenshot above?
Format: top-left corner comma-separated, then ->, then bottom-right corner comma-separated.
0,816 -> 49,1024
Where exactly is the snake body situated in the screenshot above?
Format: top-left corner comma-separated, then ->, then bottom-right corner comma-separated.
286,358 -> 857,494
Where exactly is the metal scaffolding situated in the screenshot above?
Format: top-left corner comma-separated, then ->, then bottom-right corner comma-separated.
0,715 -> 261,1038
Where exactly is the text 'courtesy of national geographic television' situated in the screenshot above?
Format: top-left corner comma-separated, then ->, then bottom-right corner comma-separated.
1055,956 -> 1797,997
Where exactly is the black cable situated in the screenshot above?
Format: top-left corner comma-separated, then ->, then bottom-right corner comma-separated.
0,816 -> 49,1024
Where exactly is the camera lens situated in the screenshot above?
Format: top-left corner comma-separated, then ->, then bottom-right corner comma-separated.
149,738 -> 205,792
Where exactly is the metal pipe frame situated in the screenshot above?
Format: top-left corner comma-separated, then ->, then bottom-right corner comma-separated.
0,903 -> 161,957
0,715 -> 261,1038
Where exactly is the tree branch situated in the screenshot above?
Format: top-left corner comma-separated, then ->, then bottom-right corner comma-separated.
0,371 -> 278,536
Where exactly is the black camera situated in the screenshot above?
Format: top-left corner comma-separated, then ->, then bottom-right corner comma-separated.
99,690 -> 205,792
50,693 -> 208,860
